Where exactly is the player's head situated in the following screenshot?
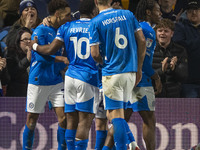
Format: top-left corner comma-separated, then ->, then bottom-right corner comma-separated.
79,0 -> 98,18
48,0 -> 71,25
135,0 -> 162,25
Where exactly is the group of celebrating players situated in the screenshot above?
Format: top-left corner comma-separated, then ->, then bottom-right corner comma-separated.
22,0 -> 162,150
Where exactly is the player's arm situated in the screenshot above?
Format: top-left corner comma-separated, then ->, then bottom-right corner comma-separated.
135,30 -> 146,85
31,38 -> 64,55
135,30 -> 146,70
54,56 -> 69,65
91,44 -> 103,65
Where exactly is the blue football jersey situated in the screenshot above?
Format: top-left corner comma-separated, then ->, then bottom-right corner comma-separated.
137,22 -> 156,87
56,18 -> 98,87
29,24 -> 66,85
89,8 -> 141,76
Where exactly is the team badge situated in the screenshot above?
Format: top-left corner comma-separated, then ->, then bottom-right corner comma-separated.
146,38 -> 153,48
29,102 -> 34,109
27,2 -> 33,7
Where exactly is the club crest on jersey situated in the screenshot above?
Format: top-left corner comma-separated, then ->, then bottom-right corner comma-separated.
29,102 -> 34,109
146,38 -> 153,48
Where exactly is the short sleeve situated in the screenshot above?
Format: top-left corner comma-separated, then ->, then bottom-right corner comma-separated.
56,23 -> 68,42
89,21 -> 100,46
32,27 -> 46,45
131,13 -> 142,33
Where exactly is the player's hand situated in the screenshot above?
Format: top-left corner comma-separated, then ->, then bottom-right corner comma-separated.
111,2 -> 123,9
161,57 -> 169,72
42,16 -> 51,26
135,69 -> 142,87
62,57 -> 69,65
55,56 -> 69,65
170,56 -> 177,71
154,78 -> 162,95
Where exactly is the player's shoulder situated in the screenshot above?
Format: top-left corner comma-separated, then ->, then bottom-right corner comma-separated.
140,21 -> 153,32
33,24 -> 48,35
59,21 -> 72,31
140,21 -> 150,29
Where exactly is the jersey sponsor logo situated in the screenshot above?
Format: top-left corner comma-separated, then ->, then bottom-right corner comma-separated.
146,38 -> 153,48
149,33 -> 154,37
48,33 -> 54,37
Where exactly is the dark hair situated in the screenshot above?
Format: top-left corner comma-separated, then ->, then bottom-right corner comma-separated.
97,0 -> 110,6
79,0 -> 96,16
13,27 -> 32,56
48,0 -> 70,16
155,19 -> 175,31
135,0 -> 157,21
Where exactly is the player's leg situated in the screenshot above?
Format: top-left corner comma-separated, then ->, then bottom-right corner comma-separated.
74,80 -> 97,150
125,108 -> 140,150
95,118 -> 107,150
131,87 -> 156,150
64,76 -> 78,150
94,88 -> 108,150
138,111 -> 156,150
75,112 -> 95,150
108,109 -> 128,150
50,82 -> 67,150
23,84 -> 48,150
102,73 -> 136,150
23,113 -> 39,150
66,112 -> 79,150
103,124 -> 115,150
103,108 -> 139,150
54,107 -> 67,150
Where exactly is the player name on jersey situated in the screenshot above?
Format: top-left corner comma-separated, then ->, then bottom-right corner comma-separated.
102,15 -> 127,26
70,27 -> 89,33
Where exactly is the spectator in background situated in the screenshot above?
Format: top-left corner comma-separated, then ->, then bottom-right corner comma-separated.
14,0 -> 41,29
0,0 -> 20,27
111,0 -> 140,13
173,0 -> 200,98
3,27 -> 32,97
153,19 -> 188,98
158,0 -> 178,22
0,48 -> 7,96
6,0 -> 41,50
174,0 -> 188,16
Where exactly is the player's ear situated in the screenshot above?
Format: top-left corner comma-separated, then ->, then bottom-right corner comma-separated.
94,0 -> 98,6
55,10 -> 60,18
146,9 -> 151,17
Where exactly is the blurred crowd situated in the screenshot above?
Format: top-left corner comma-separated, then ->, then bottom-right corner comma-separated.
0,0 -> 200,98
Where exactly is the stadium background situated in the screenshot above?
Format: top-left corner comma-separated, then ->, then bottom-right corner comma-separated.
0,97 -> 199,150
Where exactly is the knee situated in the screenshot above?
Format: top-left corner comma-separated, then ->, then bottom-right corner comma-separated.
58,115 -> 67,128
26,114 -> 39,130
143,118 -> 156,130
